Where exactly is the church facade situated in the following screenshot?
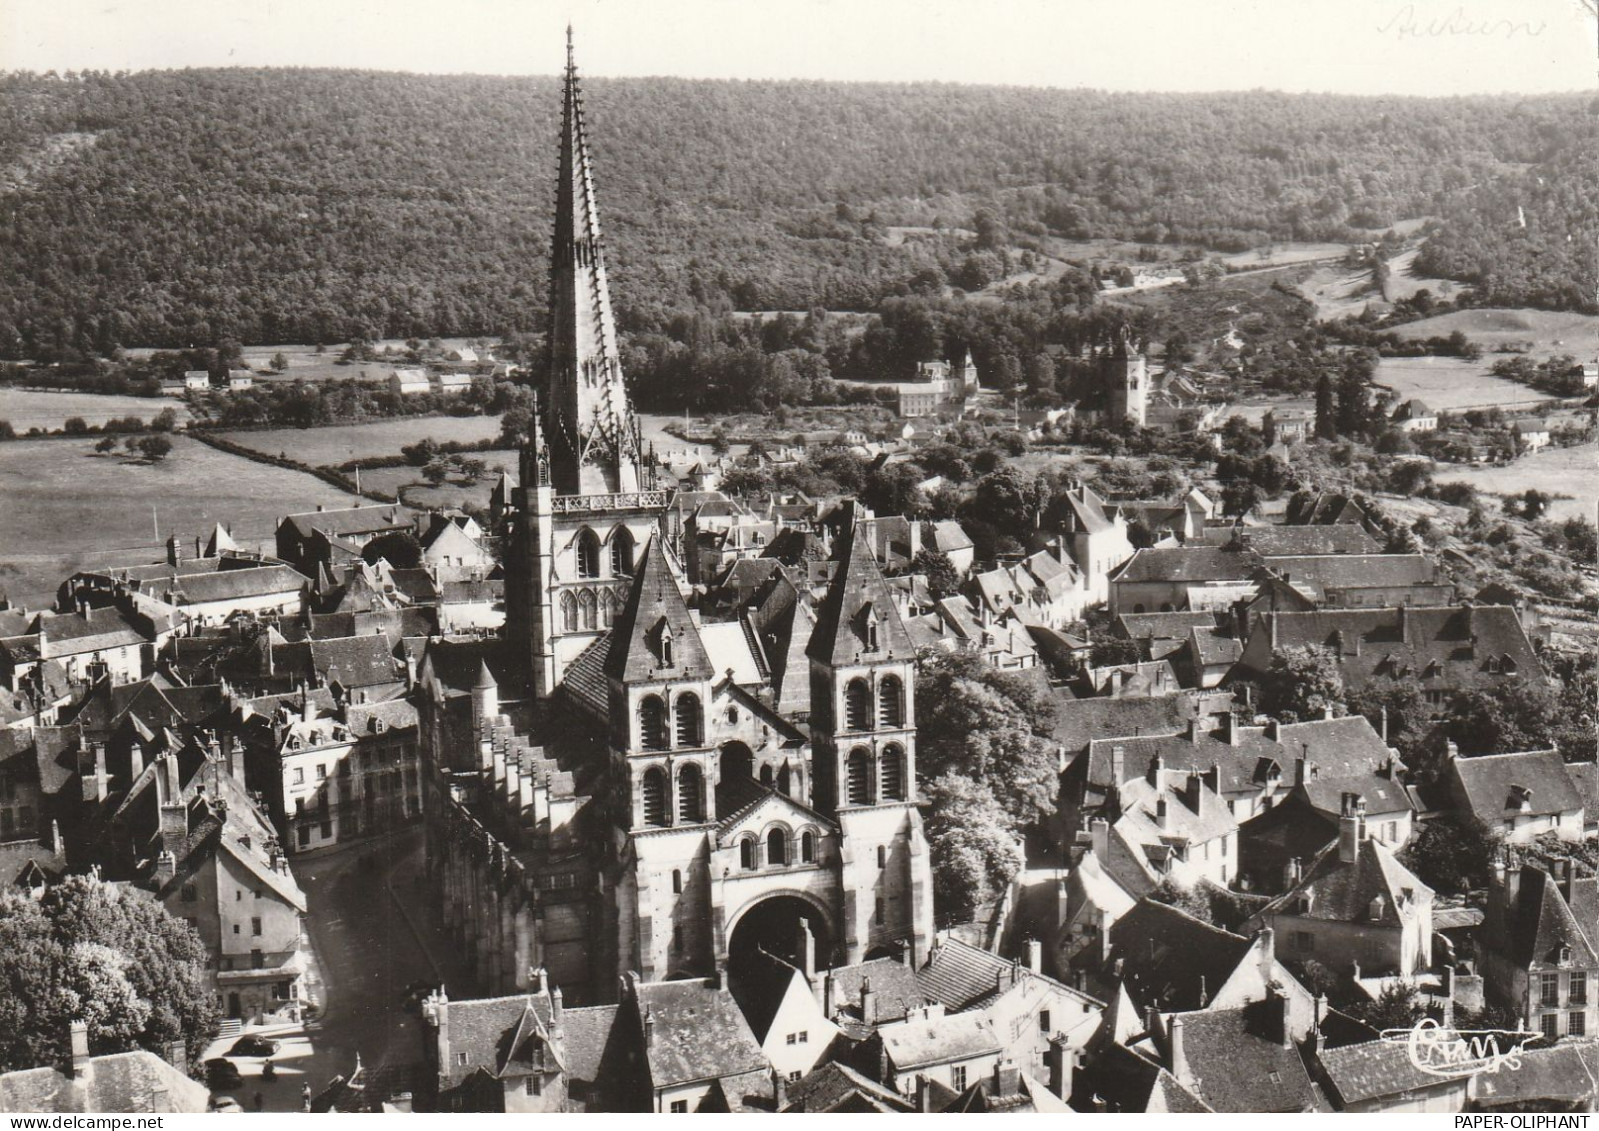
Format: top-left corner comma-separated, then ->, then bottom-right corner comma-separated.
419,34 -> 933,1006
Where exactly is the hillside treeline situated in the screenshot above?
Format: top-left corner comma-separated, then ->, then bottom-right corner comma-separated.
0,69 -> 1590,354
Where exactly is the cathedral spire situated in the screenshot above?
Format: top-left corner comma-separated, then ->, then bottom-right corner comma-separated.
544,29 -> 643,496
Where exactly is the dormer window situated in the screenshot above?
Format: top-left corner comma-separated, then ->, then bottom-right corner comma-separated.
1560,946 -> 1573,965
862,603 -> 880,652
1368,895 -> 1386,922
1502,655 -> 1518,674
655,619 -> 674,668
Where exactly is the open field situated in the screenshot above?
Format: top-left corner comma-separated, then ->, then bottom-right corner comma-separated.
118,338 -> 497,385
1374,357 -> 1553,413
0,437 -> 357,608
1434,441 -> 1598,524
0,388 -> 191,431
360,452 -> 521,511
1297,248 -> 1465,322
1388,309 -> 1599,361
216,416 -> 505,466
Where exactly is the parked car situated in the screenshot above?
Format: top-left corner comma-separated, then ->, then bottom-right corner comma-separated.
208,1095 -> 243,1113
228,1035 -> 281,1058
206,1059 -> 244,1089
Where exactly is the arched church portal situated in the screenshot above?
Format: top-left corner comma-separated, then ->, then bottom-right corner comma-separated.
726,893 -> 832,995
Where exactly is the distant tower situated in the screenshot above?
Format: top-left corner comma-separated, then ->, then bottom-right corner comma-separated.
503,29 -> 665,702
958,349 -> 979,393
1105,328 -> 1147,427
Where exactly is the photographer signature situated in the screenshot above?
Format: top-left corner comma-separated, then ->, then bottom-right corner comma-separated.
1381,1018 -> 1538,1077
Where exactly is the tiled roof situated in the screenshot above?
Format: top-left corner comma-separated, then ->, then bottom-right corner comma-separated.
783,1061 -> 914,1112
634,979 -> 767,1088
559,1004 -> 621,1089
1262,553 -> 1439,593
917,936 -> 1102,1016
1452,749 -> 1582,821
1507,866 -> 1599,968
0,1051 -> 210,1113
1105,900 -> 1253,1014
1316,1037 -> 1469,1105
1113,547 -> 1261,584
824,958 -> 925,1026
155,565 -> 307,605
1569,760 -> 1599,819
1472,1043 -> 1599,1107
436,992 -> 555,1086
1050,692 -> 1216,753
877,1010 -> 1001,1071
1232,526 -> 1380,556
1263,834 -> 1429,925
282,506 -> 407,540
1082,1041 -> 1212,1113
307,635 -> 403,689
1170,1004 -> 1322,1111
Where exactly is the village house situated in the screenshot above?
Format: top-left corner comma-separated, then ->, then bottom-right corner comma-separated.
1255,794 -> 1434,980
1390,399 -> 1438,433
1263,407 -> 1312,446
0,1022 -> 210,1113
1443,746 -> 1584,843
275,504 -> 413,579
1477,858 -> 1599,1045
1034,484 -> 1136,607
390,367 -> 431,395
225,369 -> 253,391
1512,417 -> 1553,452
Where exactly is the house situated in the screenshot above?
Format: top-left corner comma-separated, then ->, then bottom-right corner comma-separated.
1444,747 -> 1584,843
1260,553 -> 1453,609
1263,408 -> 1312,446
1285,492 -> 1377,529
225,369 -> 253,391
1102,756 -> 1238,888
1477,858 -> 1599,1045
632,977 -> 774,1112
924,520 -> 975,574
1235,605 -> 1540,709
420,977 -> 569,1112
158,378 -> 187,397
916,935 -> 1104,1083
182,370 -> 211,392
727,942 -> 839,1082
1129,999 -> 1323,1112
1256,794 -> 1434,979
447,346 -> 480,364
1390,399 -> 1438,433
780,1061 -> 916,1112
275,505 -> 411,578
1076,660 -> 1181,698
1229,524 -> 1381,556
1,604 -> 173,691
1108,547 -> 1261,616
1513,417 -> 1552,452
1035,485 -> 1135,607
434,372 -> 472,395
1055,842 -> 1141,974
0,1022 -> 209,1113
419,513 -> 494,581
1470,1042 -> 1599,1110
391,368 -> 431,395
871,1002 -> 1004,1098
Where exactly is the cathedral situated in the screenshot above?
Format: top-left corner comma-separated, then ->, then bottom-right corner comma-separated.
418,33 -> 934,1006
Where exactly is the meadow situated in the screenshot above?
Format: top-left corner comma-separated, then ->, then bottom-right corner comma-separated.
1374,357 -> 1551,413
1434,440 -> 1598,524
0,436 -> 357,608
0,388 -> 191,431
216,416 -> 505,466
1388,309 -> 1599,361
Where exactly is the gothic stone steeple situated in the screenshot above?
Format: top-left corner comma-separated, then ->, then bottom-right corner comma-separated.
544,27 -> 644,496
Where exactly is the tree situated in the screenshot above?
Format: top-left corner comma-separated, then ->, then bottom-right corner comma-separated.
0,419 -> 15,441
421,459 -> 452,487
1259,645 -> 1344,722
270,352 -> 289,372
1089,638 -> 1142,668
916,651 -> 1058,824
455,456 -> 488,484
136,435 -> 173,462
1399,816 -> 1499,895
1441,681 -> 1563,757
361,530 -> 424,569
1314,372 -> 1337,439
1346,982 -> 1426,1033
912,548 -> 961,600
93,436 -> 119,454
63,416 -> 90,435
150,407 -> 179,433
0,875 -> 218,1073
1345,678 -> 1435,773
923,774 -> 1024,922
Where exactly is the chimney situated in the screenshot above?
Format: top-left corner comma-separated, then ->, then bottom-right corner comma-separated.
1154,796 -> 1167,827
534,967 -> 549,995
1146,753 -> 1163,787
1184,771 -> 1203,815
1110,745 -> 1126,788
643,1006 -> 655,1046
1168,1015 -> 1190,1087
423,989 -> 450,1071
1337,793 -> 1360,863
1312,993 -> 1328,1052
1026,938 -> 1042,974
164,1040 -> 186,1069
1221,711 -> 1238,745
166,533 -> 180,568
228,736 -> 246,783
1445,739 -> 1459,761
915,1074 -> 933,1113
1046,1038 -> 1074,1102
551,985 -> 564,1023
859,977 -> 876,1025
69,1020 -> 90,1079
1264,718 -> 1280,743
1090,817 -> 1110,861
821,968 -> 835,1015
796,919 -> 817,980
1186,716 -> 1202,743
1257,926 -> 1275,988
82,742 -> 109,804
1355,795 -> 1367,844
1380,705 -> 1389,743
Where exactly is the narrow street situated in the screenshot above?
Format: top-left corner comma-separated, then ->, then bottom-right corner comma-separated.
201,827 -> 479,1112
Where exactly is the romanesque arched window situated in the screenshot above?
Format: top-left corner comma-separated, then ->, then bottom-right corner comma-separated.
878,675 -> 904,729
740,836 -> 757,871
767,827 -> 789,867
677,763 -> 704,823
576,529 -> 602,579
639,696 -> 668,751
578,588 -> 598,631
561,591 -> 579,632
844,679 -> 871,732
880,744 -> 906,802
641,767 -> 668,827
675,692 -> 702,748
847,747 -> 874,806
760,764 -> 774,788
609,526 -> 635,576
800,830 -> 816,863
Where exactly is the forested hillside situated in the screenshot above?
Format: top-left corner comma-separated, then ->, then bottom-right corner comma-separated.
0,69 -> 1590,353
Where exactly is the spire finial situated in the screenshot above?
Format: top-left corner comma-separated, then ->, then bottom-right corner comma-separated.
566,23 -> 575,71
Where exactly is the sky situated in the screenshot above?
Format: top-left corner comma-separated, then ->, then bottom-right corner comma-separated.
0,0 -> 1593,96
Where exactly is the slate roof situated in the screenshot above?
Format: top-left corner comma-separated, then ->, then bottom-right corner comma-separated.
307,635 -> 403,689
1170,1004 -> 1322,1111
153,565 -> 307,605
35,606 -> 150,654
1116,610 -> 1222,643
0,1051 -> 211,1113
604,537 -> 714,682
1114,772 -> 1237,854
436,992 -> 556,1086
807,517 -> 915,667
877,1010 -> 1001,1071
1050,692 -> 1217,753
1505,866 -> 1599,969
1452,749 -> 1583,822
1316,1037 -> 1469,1106
1113,548 -> 1261,584
1262,553 -> 1439,593
281,506 -> 407,540
418,638 -> 517,698
1105,900 -> 1255,1014
1084,1041 -> 1213,1113
1263,834 -> 1429,925
1471,1043 -> 1599,1107
1569,761 -> 1599,822
727,947 -> 804,1044
559,1004 -> 622,1089
634,978 -> 767,1088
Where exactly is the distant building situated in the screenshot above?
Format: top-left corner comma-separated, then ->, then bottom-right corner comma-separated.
1390,399 -> 1437,433
892,351 -> 978,418
1512,417 -> 1552,452
435,372 -> 472,395
391,368 -> 431,395
225,369 -> 253,391
1263,408 -> 1312,446
0,1022 -> 209,1113
182,370 -> 212,391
